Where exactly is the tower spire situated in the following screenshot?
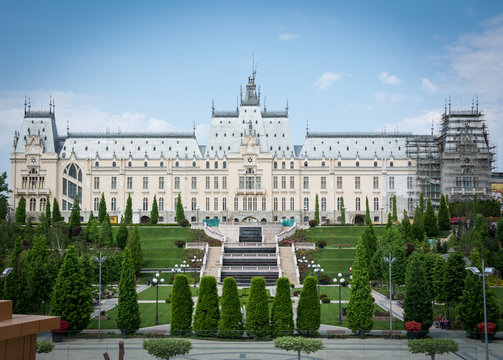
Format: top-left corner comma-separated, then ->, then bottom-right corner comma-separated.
448,95 -> 451,114
193,119 -> 196,136
306,119 -> 309,136
24,96 -> 27,114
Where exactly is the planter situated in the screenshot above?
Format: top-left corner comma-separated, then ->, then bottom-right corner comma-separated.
407,331 -> 420,340
52,332 -> 64,343
359,329 -> 365,339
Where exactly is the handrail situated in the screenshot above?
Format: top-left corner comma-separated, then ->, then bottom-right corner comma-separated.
220,266 -> 279,272
200,243 -> 209,278
292,244 -> 300,283
223,253 -> 277,258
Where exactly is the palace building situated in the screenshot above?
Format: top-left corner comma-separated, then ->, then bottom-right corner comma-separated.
9,72 -> 495,224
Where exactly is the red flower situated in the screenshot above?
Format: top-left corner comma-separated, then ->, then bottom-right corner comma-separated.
404,321 -> 421,332
52,320 -> 70,334
478,322 -> 496,335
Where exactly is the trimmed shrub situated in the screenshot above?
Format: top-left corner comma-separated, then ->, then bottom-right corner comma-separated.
408,338 -> 458,359
143,338 -> 192,359
193,276 -> 220,336
179,219 -> 190,227
274,336 -> 324,358
170,274 -> 193,335
174,240 -> 185,248
116,248 -> 140,333
296,276 -> 320,336
246,277 -> 270,338
316,240 -> 327,248
218,277 -> 244,338
321,296 -> 331,304
36,342 -> 55,354
271,277 -> 294,337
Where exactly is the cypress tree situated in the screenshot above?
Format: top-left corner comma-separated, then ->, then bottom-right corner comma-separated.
15,195 -> 26,224
69,195 -> 81,229
170,274 -> 193,335
403,252 -> 433,333
175,194 -> 186,223
117,247 -> 140,333
361,224 -> 377,265
193,276 -> 220,336
495,218 -> 503,247
124,194 -> 133,225
52,198 -> 62,223
24,216 -> 34,244
401,210 -> 412,242
218,277 -> 244,338
419,193 -> 425,215
86,219 -> 99,243
340,197 -> 345,225
432,255 -> 447,306
365,196 -> 371,225
412,206 -> 425,243
3,237 -> 29,313
150,196 -> 159,224
472,194 -> 479,216
314,194 -> 320,226
271,277 -> 294,336
98,193 -> 107,224
424,198 -> 439,237
246,276 -> 270,338
392,195 -> 398,221
45,195 -> 51,226
443,252 -> 466,310
99,215 -> 114,247
0,197 -> 7,221
438,194 -> 450,231
27,235 -> 52,314
88,211 -> 95,222
296,276 -> 320,336
116,217 -> 128,249
50,245 -> 93,331
127,225 -> 143,275
347,233 -> 374,333
386,213 -> 393,229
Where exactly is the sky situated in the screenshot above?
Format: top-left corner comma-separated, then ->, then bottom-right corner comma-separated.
1,0 -> 503,181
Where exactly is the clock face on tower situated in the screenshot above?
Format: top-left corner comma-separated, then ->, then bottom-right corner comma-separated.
247,157 -> 253,163
30,157 -> 36,164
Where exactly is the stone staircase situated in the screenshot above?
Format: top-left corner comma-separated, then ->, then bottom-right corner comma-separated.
279,247 -> 299,286
202,247 -> 222,279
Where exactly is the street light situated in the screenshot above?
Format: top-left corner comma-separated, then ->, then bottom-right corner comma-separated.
312,264 -> 324,299
307,260 -> 316,276
0,267 -> 13,278
196,206 -> 200,224
380,207 -> 384,225
335,273 -> 345,324
152,272 -> 165,325
93,252 -> 108,335
383,252 -> 397,338
467,260 -> 495,360
191,256 -> 202,287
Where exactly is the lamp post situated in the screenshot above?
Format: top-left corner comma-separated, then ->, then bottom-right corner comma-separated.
467,260 -> 495,360
152,272 -> 165,325
191,256 -> 202,287
93,252 -> 108,335
335,272 -> 345,324
342,206 -> 347,225
196,206 -> 200,224
383,253 -> 397,337
307,260 -> 316,276
380,207 -> 384,225
312,264 -> 324,299
303,206 -> 307,224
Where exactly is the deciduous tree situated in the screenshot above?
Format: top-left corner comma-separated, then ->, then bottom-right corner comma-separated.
274,337 -> 324,360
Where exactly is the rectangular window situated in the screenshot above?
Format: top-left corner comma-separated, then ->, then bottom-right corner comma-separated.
256,177 -> 261,189
281,176 -> 286,189
222,176 -> 227,190
214,177 -> 218,189
246,177 -> 254,190
303,177 -> 309,190
321,176 -> 326,190
273,176 -> 278,189
63,178 -> 67,195
373,176 -> 379,190
337,176 -> 342,189
206,176 -> 211,190
239,176 -> 244,189
94,177 -> 100,190
355,176 -> 360,190
389,176 -> 395,190
407,177 -> 412,190
290,176 -> 295,189
206,198 -> 210,211
111,177 -> 117,190
214,197 -> 218,211
222,198 -> 227,211
191,177 -> 197,190
127,177 -> 132,190
290,197 -> 295,211
39,177 -> 45,188
262,198 -> 266,211
159,177 -> 165,190
143,177 -> 148,190
234,198 -> 238,211
174,177 -> 180,190
22,177 -> 27,189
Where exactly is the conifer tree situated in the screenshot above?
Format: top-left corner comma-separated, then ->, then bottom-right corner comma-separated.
443,251 -> 466,311
438,194 -> 450,231
424,198 -> 439,237
271,277 -> 294,336
3,237 -> 29,313
193,276 -> 220,336
246,276 -> 270,338
45,195 -> 51,226
432,255 -> 447,306
412,206 -> 425,243
401,210 -> 412,242
88,211 -> 95,222
127,225 -> 143,275
347,233 -> 374,333
296,276 -> 320,336
99,215 -> 114,247
52,198 -> 62,223
98,193 -> 107,223
117,247 -> 140,333
218,277 -> 243,338
175,194 -> 186,223
386,213 -> 393,229
170,274 -> 193,335
50,245 -> 93,330
69,196 -> 81,232
365,196 -> 371,225
314,194 -> 320,226
27,235 -> 52,314
116,217 -> 128,249
419,193 -> 425,215
340,197 -> 345,225
15,195 -> 26,224
86,219 -> 99,243
124,194 -> 133,225
392,195 -> 398,221
150,196 -> 159,224
24,216 -> 34,244
361,224 -> 377,265
403,252 -> 433,332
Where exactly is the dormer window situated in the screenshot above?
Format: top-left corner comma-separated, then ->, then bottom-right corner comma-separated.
356,161 -> 360,167
128,161 -> 132,167
206,161 -> 210,169
374,161 -> 378,167
160,161 -> 164,167
144,161 -> 148,167
390,161 -> 394,167
223,161 -> 227,169
338,161 -> 341,167
95,161 -> 99,167
112,161 -> 116,167
175,161 -> 179,167
304,161 -> 308,167
192,161 -> 196,167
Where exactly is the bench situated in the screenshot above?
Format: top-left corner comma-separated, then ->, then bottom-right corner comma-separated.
381,330 -> 402,338
327,330 -> 346,338
332,244 -> 351,248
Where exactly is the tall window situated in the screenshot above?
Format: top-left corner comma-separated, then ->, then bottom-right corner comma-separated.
222,197 -> 227,211
337,197 -> 341,211
290,197 -> 295,211
262,198 -> 266,211
206,197 -> 210,211
256,177 -> 261,189
281,197 -> 286,211
111,197 -> 116,211
39,197 -> 46,211
143,197 -> 148,211
174,177 -> 180,190
191,177 -> 197,190
389,176 -> 395,190
206,176 -> 211,190
321,176 -> 326,190
159,177 -> 165,190
159,197 -> 164,211
389,197 -> 393,211
111,177 -> 117,190
127,177 -> 132,190
63,164 -> 82,201
94,197 -> 99,211
273,176 -> 278,189
214,197 -> 218,211
337,176 -> 342,189
273,197 -> 278,211
281,176 -> 286,189
355,176 -> 360,190
222,176 -> 227,190
321,197 -> 327,211
253,198 -> 257,211
214,177 -> 219,189
239,176 -> 244,189
407,176 -> 413,190
143,177 -> 148,190
303,177 -> 309,190
191,198 -> 196,211
274,161 -> 278,169
408,198 -> 413,211
94,177 -> 100,190
243,198 -> 247,211
290,176 -> 295,189
29,198 -> 36,211
373,177 -> 379,190
248,198 -> 252,210
374,197 -> 379,211
303,197 -> 309,211
356,197 -> 361,211
234,197 -> 238,211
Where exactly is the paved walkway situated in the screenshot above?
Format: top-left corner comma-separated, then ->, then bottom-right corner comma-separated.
371,289 -> 404,321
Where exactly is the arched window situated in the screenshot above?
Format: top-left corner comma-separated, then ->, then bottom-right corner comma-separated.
248,198 -> 252,210
214,161 -> 218,169
273,197 -> 278,211
191,198 -> 196,211
322,161 -> 325,167
408,161 -> 412,167
69,164 -> 77,179
356,161 -> 360,167
234,197 -> 238,211
321,197 -> 327,211
304,161 -> 308,167
112,161 -> 116,167
144,161 -> 148,167
128,161 -> 132,167
274,161 -> 278,169
390,161 -> 394,167
252,197 -> 257,211
95,161 -> 99,167
303,197 -> 309,211
222,197 -> 227,211
29,198 -> 36,211
242,198 -> 247,211
94,197 -> 99,212
111,197 -> 116,211
374,161 -> 378,167
63,163 -> 82,201
159,197 -> 164,211
337,161 -> 341,167
206,197 -> 210,211
143,197 -> 148,211
389,197 -> 394,211
160,161 -> 164,167
374,197 -> 379,211
206,161 -> 210,169
192,161 -> 196,167
175,161 -> 179,167
408,198 -> 413,211
290,197 -> 295,211
223,161 -> 227,169
355,197 -> 361,211
39,197 -> 46,211
282,161 -> 286,169
290,161 -> 294,169
337,197 -> 341,211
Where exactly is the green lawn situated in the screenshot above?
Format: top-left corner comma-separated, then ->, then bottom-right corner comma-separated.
310,226 -> 386,247
87,303 -> 171,329
321,303 -> 404,330
297,285 -> 352,300
316,249 -> 355,282
137,285 -> 198,300
491,287 -> 503,311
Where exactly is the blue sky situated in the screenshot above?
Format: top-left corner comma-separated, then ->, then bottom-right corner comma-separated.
1,0 -> 503,179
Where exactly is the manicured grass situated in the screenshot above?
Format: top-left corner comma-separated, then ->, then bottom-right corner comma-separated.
309,226 -> 386,247
491,287 -> 503,311
316,249 -> 355,282
137,285 -> 198,300
134,227 -> 189,268
87,303 -> 171,329
321,303 -> 404,330
294,285 -> 351,300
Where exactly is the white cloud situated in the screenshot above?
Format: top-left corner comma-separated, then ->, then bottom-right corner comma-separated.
381,110 -> 443,135
421,78 -> 438,93
312,72 -> 340,90
379,71 -> 402,85
279,33 -> 298,41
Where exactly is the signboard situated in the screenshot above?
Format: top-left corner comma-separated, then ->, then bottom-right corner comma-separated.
109,216 -> 118,224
